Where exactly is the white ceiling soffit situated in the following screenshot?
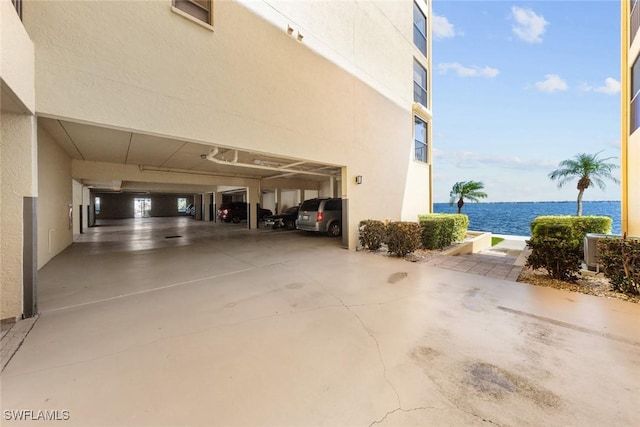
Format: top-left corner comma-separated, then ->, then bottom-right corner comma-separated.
39,118 -> 341,181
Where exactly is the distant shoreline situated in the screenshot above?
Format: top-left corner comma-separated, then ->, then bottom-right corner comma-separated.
432,201 -> 621,236
433,200 -> 621,205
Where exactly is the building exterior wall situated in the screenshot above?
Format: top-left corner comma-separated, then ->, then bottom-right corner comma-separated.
623,0 -> 640,235
37,125 -> 73,269
1,0 -> 35,113
23,0 -> 432,249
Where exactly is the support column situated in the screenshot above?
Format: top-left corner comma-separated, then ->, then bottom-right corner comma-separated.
23,197 -> 37,318
274,188 -> 281,214
202,193 -> 209,222
214,192 -> 222,223
72,179 -> 82,238
82,186 -> 90,232
341,166 -> 350,249
247,186 -> 259,229
193,194 -> 203,220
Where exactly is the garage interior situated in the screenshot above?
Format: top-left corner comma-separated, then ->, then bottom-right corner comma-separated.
39,117 -> 343,230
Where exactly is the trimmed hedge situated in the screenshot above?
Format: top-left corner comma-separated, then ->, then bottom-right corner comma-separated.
387,222 -> 421,257
526,232 -> 583,281
359,220 -> 387,250
598,237 -> 640,295
418,214 -> 469,250
530,215 -> 612,243
526,215 -> 613,281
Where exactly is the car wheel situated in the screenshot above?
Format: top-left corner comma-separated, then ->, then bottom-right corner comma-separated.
327,222 -> 341,237
232,216 -> 241,223
285,219 -> 296,230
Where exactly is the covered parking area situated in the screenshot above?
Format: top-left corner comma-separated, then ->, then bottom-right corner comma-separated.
39,117 -> 342,232
32,116 -> 348,317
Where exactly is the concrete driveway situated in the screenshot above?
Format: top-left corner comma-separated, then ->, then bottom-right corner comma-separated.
2,218 -> 639,426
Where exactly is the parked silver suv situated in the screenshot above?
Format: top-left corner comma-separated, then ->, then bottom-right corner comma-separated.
297,198 -> 342,237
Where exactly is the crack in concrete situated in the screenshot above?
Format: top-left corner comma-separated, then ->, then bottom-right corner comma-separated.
318,284 -> 401,409
368,406 -> 444,427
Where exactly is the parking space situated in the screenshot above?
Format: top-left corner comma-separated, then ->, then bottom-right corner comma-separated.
37,217 -> 340,313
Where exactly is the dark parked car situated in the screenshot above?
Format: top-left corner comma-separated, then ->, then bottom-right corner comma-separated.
297,198 -> 342,237
217,202 -> 272,223
264,206 -> 299,230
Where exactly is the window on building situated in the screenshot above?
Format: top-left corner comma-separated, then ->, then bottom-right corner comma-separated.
632,56 -> 640,133
413,60 -> 428,107
414,116 -> 428,163
95,197 -> 101,215
177,197 -> 188,213
413,2 -> 427,56
173,0 -> 212,25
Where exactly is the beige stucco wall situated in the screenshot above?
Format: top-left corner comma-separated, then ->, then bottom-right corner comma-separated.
1,113 -> 37,320
1,0 -> 35,113
37,125 -> 73,268
24,0 -> 431,248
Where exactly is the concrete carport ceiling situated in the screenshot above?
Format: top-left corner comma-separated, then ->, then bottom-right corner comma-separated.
38,118 -> 341,187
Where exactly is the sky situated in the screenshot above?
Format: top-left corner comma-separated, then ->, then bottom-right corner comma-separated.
430,0 -> 621,203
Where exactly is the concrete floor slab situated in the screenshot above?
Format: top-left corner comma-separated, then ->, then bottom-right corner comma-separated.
1,218 -> 639,426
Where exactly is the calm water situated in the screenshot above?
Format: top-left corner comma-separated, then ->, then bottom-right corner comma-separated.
433,201 -> 622,236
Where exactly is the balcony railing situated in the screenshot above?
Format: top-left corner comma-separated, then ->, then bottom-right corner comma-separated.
632,0 -> 640,43
11,0 -> 22,20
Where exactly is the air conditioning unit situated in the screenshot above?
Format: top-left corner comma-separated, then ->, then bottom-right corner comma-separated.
584,233 -> 619,272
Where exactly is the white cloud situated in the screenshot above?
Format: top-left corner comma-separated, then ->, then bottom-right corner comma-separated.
594,77 -> 621,95
511,6 -> 548,43
534,74 -> 568,93
432,14 -> 457,39
578,82 -> 594,93
438,62 -> 499,78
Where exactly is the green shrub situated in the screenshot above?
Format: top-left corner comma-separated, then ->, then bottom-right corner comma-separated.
418,214 -> 469,250
530,215 -> 612,244
526,216 -> 612,281
359,220 -> 387,250
598,237 -> 640,295
387,222 -> 421,257
525,234 -> 583,281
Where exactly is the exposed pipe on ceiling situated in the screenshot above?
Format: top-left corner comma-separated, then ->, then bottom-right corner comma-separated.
203,147 -> 338,177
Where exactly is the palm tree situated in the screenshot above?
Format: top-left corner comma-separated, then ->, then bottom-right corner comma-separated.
548,151 -> 619,216
449,181 -> 488,214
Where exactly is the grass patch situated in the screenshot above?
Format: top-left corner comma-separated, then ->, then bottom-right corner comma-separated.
491,237 -> 504,246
